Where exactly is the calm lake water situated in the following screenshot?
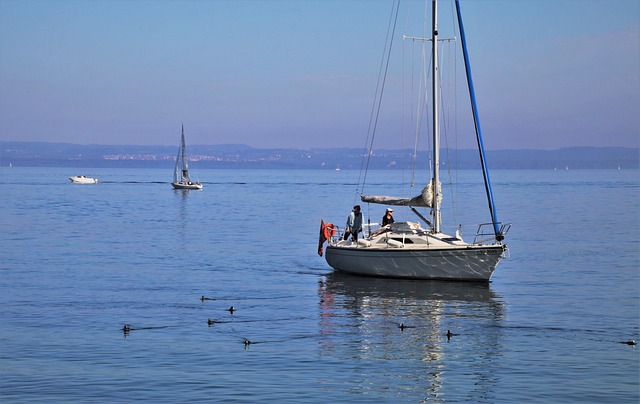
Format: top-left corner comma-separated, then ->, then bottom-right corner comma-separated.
1,167 -> 638,403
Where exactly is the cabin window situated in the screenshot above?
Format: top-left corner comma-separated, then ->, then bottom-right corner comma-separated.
391,238 -> 414,244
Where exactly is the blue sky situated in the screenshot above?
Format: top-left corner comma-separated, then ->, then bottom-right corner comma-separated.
1,0 -> 638,150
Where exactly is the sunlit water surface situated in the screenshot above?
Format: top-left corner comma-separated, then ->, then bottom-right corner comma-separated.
1,167 -> 638,403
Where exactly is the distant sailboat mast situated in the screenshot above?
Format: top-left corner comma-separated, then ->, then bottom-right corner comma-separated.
174,124 -> 190,184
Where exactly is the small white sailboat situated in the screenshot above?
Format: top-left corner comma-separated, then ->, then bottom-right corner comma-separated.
318,0 -> 510,282
171,125 -> 202,190
69,175 -> 98,184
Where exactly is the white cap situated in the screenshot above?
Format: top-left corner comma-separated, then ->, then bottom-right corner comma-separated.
386,208 -> 393,212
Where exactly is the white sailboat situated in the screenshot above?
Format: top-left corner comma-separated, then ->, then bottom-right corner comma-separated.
171,125 -> 203,190
319,0 -> 510,282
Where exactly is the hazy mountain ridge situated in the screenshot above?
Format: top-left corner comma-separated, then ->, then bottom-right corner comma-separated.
1,142 -> 637,169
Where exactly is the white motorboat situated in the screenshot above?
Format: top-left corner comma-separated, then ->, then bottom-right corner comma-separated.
318,0 -> 510,282
69,175 -> 98,184
171,125 -> 203,190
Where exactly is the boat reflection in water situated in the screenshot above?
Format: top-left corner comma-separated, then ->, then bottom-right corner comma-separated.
318,272 -> 505,401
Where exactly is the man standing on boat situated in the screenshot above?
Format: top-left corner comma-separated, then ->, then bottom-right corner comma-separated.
343,205 -> 363,241
382,208 -> 395,226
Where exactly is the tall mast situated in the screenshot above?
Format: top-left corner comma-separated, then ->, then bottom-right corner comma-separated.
431,0 -> 441,233
455,0 -> 503,240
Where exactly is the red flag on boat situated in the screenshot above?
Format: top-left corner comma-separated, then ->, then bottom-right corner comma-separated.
318,219 -> 335,256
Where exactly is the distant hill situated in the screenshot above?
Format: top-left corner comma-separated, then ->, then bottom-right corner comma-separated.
0,141 -> 637,169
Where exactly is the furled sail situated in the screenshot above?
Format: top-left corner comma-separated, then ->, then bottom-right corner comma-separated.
361,180 -> 442,208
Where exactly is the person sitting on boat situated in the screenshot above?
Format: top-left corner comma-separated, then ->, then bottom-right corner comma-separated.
343,205 -> 363,241
382,208 -> 395,226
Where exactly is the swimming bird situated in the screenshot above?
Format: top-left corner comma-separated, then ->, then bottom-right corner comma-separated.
244,339 -> 251,347
446,330 -> 460,339
207,318 -> 216,325
620,340 -> 637,346
228,306 -> 236,314
122,324 -> 131,333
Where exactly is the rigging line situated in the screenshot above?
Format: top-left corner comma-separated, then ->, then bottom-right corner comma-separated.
401,5 -> 411,196
357,0 -> 398,195
423,51 -> 433,183
451,32 -> 460,226
359,0 -> 401,196
411,0 -> 431,190
455,0 -> 502,239
440,39 -> 458,226
402,0 -> 425,192
406,36 -> 431,190
355,7 -> 395,198
411,38 -> 427,189
401,0 -> 414,196
451,6 -> 460,227
403,35 -> 415,192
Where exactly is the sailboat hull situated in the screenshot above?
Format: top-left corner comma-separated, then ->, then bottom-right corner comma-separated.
171,181 -> 202,190
325,244 -> 505,282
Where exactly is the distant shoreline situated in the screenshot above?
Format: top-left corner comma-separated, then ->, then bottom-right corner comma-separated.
1,142 -> 638,170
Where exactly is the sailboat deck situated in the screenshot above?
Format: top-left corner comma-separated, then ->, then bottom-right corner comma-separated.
330,222 -> 500,250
